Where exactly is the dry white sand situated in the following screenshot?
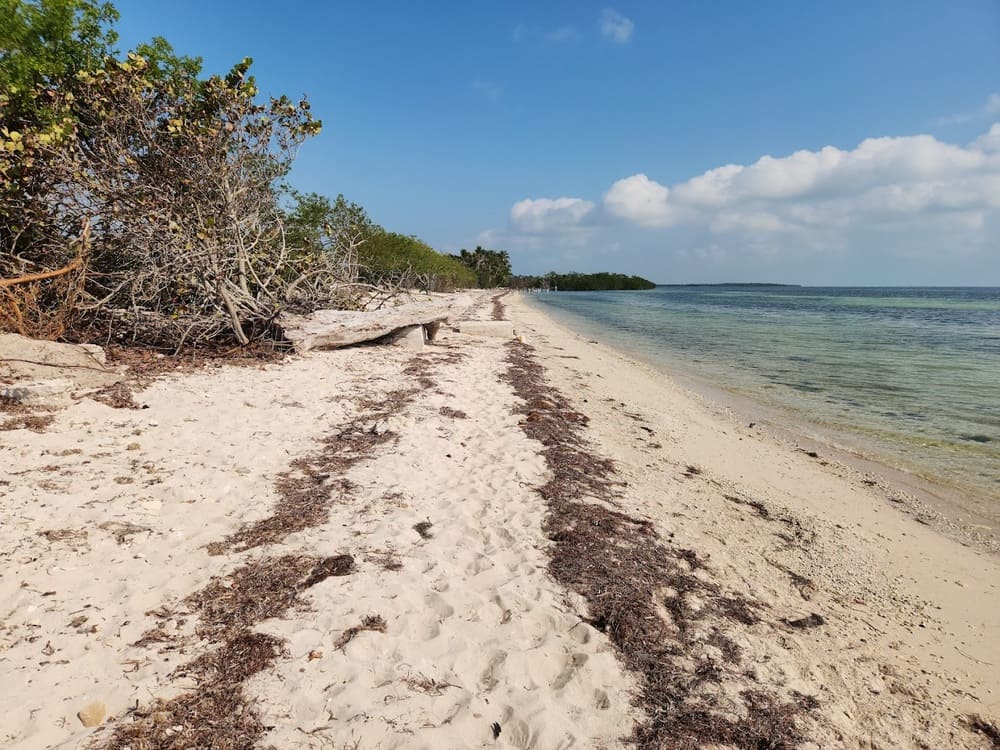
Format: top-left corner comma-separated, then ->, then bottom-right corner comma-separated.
0,291 -> 997,749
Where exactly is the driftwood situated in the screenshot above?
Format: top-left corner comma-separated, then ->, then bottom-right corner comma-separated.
278,295 -> 473,352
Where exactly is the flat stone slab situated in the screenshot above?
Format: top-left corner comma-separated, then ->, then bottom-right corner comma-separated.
0,333 -> 120,399
457,321 -> 516,338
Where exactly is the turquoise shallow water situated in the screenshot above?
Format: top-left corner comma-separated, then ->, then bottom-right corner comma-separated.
529,285 -> 1000,509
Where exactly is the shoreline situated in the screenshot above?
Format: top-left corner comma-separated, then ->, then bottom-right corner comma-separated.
1,290 -> 998,748
523,292 -> 999,552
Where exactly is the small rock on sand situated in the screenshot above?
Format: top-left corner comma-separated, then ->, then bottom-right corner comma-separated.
77,701 -> 106,727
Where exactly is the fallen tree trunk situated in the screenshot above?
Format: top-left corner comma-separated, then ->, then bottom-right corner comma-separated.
278,295 -> 474,352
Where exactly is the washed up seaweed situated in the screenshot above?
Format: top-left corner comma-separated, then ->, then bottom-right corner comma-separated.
501,339 -> 818,749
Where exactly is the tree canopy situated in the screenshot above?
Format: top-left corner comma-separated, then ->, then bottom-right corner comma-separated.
511,272 -> 657,291
453,246 -> 511,288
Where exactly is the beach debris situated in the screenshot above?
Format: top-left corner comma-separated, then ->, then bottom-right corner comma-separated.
788,571 -> 818,601
723,493 -> 771,519
413,520 -> 434,540
683,464 -> 703,478
208,378 -> 428,554
795,448 -> 820,459
365,548 -> 404,571
68,615 -> 89,629
98,521 -> 151,546
0,400 -> 57,432
278,296 -> 471,352
401,673 -> 458,695
491,291 -> 508,320
334,614 -> 387,651
301,554 -> 355,588
184,555 -> 356,639
784,613 -> 826,629
491,721 -> 502,739
107,554 -> 356,749
37,528 -> 88,551
77,700 -> 107,728
965,714 -> 1000,748
90,381 -> 141,409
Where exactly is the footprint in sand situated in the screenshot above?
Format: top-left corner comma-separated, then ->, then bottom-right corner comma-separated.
593,688 -> 611,710
467,553 -> 493,574
424,592 -> 454,620
551,652 -> 589,690
479,650 -> 508,691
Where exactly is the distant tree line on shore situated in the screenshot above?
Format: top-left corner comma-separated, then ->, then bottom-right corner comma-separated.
510,272 -> 656,291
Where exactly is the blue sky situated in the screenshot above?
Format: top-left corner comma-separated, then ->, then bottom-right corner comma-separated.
114,1 -> 1000,284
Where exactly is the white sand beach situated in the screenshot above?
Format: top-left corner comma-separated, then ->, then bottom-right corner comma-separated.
1,291 -> 997,749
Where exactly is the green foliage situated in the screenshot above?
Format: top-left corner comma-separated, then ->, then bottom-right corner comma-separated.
360,232 -> 476,291
285,191 -> 377,256
0,0 -> 119,126
132,35 -> 202,86
454,245 -> 511,287
512,272 -> 657,291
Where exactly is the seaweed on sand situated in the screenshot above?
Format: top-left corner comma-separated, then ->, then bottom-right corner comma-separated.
501,340 -> 819,749
104,554 -> 354,749
210,372 -> 430,554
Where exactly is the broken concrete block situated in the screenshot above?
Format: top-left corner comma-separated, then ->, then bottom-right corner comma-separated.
392,325 -> 425,350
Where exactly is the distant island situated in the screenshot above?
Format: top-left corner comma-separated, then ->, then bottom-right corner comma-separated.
511,272 -> 657,291
658,282 -> 802,287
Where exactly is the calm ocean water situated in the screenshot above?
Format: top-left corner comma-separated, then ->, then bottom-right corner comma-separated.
528,286 -> 1000,510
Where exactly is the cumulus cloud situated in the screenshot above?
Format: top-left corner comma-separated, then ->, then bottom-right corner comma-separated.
600,9 -> 634,43
510,197 -> 596,233
604,174 -> 676,227
595,126 -> 1000,235
499,123 -> 1000,279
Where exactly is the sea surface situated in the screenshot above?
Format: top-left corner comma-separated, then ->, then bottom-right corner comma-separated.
527,285 -> 1000,517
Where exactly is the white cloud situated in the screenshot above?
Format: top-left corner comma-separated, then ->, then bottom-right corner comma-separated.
501,123 -> 1000,273
709,211 -> 787,234
600,9 -> 634,43
598,127 -> 1000,234
510,197 -> 596,233
973,123 -> 1000,153
604,174 -> 677,226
